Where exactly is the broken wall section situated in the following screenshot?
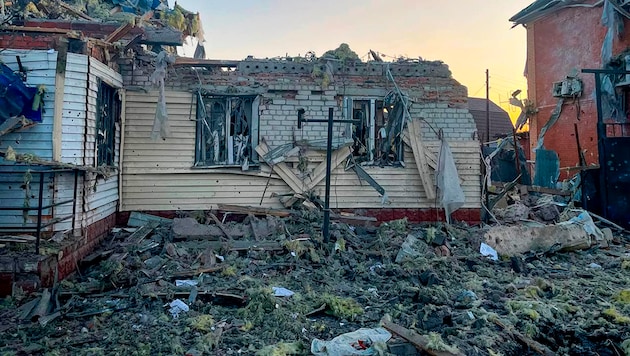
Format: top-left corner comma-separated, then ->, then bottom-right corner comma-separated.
118,56 -> 481,216
119,58 -> 476,145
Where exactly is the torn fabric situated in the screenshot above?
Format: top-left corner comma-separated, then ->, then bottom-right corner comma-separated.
436,137 -> 465,223
150,51 -> 175,140
535,98 -> 564,150
112,0 -> 168,14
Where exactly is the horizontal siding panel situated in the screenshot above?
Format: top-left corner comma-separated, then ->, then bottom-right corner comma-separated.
90,58 -> 123,88
122,89 -> 481,211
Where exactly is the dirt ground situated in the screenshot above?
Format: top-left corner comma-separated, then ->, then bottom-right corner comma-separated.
1,210 -> 629,356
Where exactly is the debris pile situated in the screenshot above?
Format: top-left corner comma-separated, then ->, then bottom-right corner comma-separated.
1,207 -> 629,355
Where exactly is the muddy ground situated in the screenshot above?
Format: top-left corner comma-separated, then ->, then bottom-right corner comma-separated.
1,210 -> 630,356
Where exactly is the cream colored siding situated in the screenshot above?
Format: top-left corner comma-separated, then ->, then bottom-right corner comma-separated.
122,90 -> 481,212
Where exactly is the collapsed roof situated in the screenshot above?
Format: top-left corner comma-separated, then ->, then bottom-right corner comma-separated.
2,0 -> 203,41
509,0 -> 630,25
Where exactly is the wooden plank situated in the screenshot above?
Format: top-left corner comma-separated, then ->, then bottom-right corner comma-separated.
127,212 -> 172,227
59,1 -> 96,21
0,116 -> 34,137
217,204 -> 292,217
256,142 -> 304,193
490,317 -> 554,356
105,22 -> 134,43
381,319 -> 465,356
0,25 -> 77,34
174,58 -> 240,68
402,131 -> 437,170
407,119 -> 435,199
306,146 -> 351,191
53,38 -> 69,161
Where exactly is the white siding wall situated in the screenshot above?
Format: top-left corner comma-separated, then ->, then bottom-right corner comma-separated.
0,50 -> 57,229
54,57 -> 123,232
54,53 -> 88,232
83,58 -> 122,226
122,90 -> 481,211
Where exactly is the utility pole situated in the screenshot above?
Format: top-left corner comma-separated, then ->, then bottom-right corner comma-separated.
486,69 -> 490,144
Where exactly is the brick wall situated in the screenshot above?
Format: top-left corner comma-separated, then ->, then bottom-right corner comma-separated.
0,213 -> 116,296
0,32 -> 59,50
119,57 -> 477,145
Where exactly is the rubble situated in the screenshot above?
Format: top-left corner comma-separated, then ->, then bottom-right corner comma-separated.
0,207 -> 629,355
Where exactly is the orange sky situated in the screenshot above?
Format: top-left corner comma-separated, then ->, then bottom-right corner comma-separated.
177,0 -> 533,122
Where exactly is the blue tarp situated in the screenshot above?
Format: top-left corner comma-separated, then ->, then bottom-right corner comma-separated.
0,63 -> 39,124
111,0 -> 168,14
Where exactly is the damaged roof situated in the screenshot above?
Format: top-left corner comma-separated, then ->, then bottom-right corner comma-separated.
3,0 -> 203,41
510,0 -> 602,25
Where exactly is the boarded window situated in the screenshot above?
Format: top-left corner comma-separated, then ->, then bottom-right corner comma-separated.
96,81 -> 120,167
195,95 -> 259,167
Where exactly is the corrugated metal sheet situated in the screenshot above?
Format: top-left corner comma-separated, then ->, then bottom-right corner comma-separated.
122,91 -> 481,211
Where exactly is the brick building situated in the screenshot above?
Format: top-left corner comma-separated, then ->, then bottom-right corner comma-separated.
117,56 -> 481,222
510,0 -> 630,176
0,14 -> 482,294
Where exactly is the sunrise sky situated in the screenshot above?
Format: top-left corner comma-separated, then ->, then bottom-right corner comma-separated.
176,0 -> 534,121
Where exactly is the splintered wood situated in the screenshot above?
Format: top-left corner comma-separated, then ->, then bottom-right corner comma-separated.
256,141 -> 352,207
406,118 -> 436,200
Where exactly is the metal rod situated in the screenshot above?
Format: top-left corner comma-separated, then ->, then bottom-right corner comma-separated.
593,72 -> 608,219
72,169 -> 78,236
323,108 -> 334,243
35,172 -> 45,254
512,128 -> 521,184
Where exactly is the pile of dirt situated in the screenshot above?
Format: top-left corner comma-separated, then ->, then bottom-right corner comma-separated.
1,208 -> 629,355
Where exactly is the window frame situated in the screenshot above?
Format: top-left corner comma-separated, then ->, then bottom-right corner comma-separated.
95,80 -> 120,167
194,93 -> 260,168
345,97 -> 399,164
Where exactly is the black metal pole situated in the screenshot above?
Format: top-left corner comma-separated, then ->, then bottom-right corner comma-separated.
323,108 -> 334,243
35,171 -> 45,254
593,73 -> 608,219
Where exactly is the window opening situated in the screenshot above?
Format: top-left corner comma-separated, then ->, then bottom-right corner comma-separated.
195,95 -> 258,167
96,81 -> 120,167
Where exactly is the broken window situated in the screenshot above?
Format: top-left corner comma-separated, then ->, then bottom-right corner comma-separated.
96,81 -> 121,167
195,95 -> 259,167
345,98 -> 401,164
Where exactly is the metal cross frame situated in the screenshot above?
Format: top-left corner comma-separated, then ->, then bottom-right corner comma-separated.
297,107 -> 360,243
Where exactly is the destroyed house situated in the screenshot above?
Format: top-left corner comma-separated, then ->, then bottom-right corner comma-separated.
118,56 -> 482,222
511,0 -> 630,227
0,10 -> 194,291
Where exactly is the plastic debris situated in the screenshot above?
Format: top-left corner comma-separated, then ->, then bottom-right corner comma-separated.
175,280 -> 199,287
311,327 -> 392,356
480,242 -> 499,261
272,287 -> 295,297
168,299 -> 189,319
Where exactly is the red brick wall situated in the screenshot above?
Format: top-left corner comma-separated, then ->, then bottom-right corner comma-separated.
0,32 -> 59,50
39,213 -> 117,287
528,6 -> 630,178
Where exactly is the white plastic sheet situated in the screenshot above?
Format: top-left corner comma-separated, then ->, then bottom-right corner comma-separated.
436,138 -> 465,223
311,327 -> 391,356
